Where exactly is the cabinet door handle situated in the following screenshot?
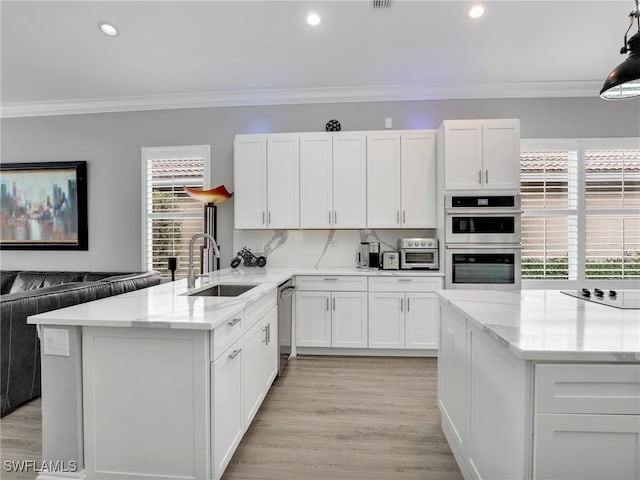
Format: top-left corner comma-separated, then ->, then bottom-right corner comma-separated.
263,326 -> 269,344
267,323 -> 271,344
262,212 -> 266,225
403,211 -> 406,224
228,348 -> 242,360
227,317 -> 241,327
407,298 -> 411,312
324,277 -> 338,281
334,211 -> 337,224
268,211 -> 271,224
332,297 -> 336,311
485,169 -> 489,184
478,170 -> 482,184
326,296 -> 329,311
329,211 -> 332,224
396,210 -> 400,224
400,298 -> 404,312
399,278 -> 413,282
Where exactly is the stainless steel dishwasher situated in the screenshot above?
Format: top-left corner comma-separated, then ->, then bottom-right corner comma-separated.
277,279 -> 296,375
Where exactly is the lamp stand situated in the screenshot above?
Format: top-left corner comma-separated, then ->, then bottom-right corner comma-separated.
200,203 -> 221,274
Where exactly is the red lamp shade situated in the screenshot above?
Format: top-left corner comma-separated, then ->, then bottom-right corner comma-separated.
184,185 -> 233,204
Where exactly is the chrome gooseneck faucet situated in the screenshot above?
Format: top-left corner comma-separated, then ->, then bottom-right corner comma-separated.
187,232 -> 220,289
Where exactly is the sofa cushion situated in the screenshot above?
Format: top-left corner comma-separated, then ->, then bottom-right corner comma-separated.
83,272 -> 132,282
100,272 -> 161,295
1,271 -> 17,295
9,272 -> 85,293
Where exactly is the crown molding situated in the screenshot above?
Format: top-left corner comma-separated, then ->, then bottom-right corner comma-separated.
0,80 -> 603,118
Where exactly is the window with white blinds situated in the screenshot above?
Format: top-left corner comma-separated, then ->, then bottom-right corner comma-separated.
584,149 -> 640,279
521,150 -> 577,279
520,139 -> 640,283
142,146 -> 210,279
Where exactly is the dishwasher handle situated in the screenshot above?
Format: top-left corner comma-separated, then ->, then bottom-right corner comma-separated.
279,286 -> 297,298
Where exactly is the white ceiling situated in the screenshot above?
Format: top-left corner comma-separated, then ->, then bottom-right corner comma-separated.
0,0 -> 635,117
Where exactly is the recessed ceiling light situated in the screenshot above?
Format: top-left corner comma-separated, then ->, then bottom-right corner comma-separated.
469,5 -> 485,19
307,12 -> 321,26
98,21 -> 118,37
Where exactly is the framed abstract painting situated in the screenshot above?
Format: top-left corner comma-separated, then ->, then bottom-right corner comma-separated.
0,161 -> 88,250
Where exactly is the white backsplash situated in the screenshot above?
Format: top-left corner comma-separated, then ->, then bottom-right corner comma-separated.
232,229 -> 437,268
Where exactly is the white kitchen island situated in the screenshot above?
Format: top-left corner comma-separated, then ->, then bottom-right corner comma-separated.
28,270 -> 292,480
28,266 -> 445,480
436,290 -> 640,480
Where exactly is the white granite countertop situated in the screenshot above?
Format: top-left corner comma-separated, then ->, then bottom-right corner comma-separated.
28,267 -> 443,330
436,290 -> 640,362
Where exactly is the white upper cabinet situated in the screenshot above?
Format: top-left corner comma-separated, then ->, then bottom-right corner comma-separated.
236,129 -> 437,230
234,134 -> 299,229
266,135 -> 299,228
367,133 -> 402,228
299,133 -> 366,229
234,135 -> 267,229
441,119 -> 520,191
299,133 -> 333,228
367,131 -> 437,228
482,121 -> 521,190
401,132 -> 437,228
332,133 -> 367,228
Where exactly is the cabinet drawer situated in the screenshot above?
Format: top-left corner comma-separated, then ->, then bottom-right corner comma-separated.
368,276 -> 442,292
536,364 -> 640,415
296,275 -> 367,292
245,290 -> 277,329
211,310 -> 245,361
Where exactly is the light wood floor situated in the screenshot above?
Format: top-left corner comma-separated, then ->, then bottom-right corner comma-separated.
1,356 -> 461,480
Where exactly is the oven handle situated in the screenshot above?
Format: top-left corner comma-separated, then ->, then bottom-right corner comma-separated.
445,244 -> 523,250
445,208 -> 524,215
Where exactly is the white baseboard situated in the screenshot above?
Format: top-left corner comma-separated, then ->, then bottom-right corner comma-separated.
295,347 -> 437,357
36,470 -> 86,480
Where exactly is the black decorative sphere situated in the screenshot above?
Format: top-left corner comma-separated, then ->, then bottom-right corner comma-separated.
325,119 -> 341,131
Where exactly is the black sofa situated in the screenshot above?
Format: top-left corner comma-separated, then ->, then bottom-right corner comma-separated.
0,270 -> 161,417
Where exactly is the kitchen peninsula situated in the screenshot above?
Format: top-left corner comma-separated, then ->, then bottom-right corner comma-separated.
436,290 -> 640,480
28,266 -> 444,480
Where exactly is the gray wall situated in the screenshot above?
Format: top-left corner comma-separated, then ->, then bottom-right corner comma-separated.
1,97 -> 638,271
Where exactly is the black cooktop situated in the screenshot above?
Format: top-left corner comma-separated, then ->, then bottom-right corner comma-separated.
560,289 -> 640,310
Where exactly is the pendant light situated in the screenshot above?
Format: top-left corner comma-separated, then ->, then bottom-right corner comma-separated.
600,0 -> 640,99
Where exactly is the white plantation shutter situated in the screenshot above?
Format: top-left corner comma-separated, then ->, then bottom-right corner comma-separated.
584,149 -> 640,279
521,139 -> 640,285
520,150 -> 578,280
142,146 -> 210,278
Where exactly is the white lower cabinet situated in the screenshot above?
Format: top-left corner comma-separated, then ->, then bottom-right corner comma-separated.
213,339 -> 244,479
534,414 -> 640,480
437,300 -> 640,480
331,292 -> 368,348
368,293 -> 404,348
243,305 -> 279,429
368,292 -> 438,349
405,293 -> 438,349
296,291 -> 332,347
261,307 -> 279,391
296,290 -> 367,348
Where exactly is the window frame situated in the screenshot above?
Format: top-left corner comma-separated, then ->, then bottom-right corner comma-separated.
521,137 -> 640,290
141,145 -> 211,274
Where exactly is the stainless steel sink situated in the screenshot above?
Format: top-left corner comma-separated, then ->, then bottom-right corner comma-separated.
188,283 -> 257,297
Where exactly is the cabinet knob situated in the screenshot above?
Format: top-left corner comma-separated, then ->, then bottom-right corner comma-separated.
485,169 -> 489,184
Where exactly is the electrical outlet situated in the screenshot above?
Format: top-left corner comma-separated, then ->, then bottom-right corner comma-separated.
43,328 -> 69,356
385,117 -> 393,129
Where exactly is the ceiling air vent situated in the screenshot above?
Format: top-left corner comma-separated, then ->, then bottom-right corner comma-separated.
372,0 -> 391,8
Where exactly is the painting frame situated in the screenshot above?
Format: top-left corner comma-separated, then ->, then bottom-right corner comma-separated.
0,161 -> 88,250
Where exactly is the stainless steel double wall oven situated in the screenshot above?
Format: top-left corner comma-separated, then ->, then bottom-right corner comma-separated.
445,194 -> 522,289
